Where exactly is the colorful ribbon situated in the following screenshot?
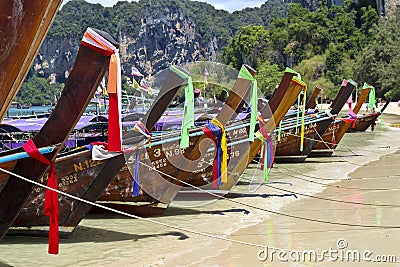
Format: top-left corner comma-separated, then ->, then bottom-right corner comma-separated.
285,67 -> 301,78
203,124 -> 221,188
81,27 -> 122,152
211,118 -> 227,183
364,83 -> 376,109
299,86 -> 307,152
237,65 -> 257,142
203,118 -> 227,188
131,122 -> 151,197
132,149 -> 140,197
341,109 -> 358,128
296,94 -> 301,134
134,121 -> 152,139
170,66 -> 194,149
23,139 -> 58,254
255,128 -> 274,181
277,121 -> 282,141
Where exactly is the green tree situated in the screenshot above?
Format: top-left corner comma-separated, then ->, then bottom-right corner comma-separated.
354,13 -> 400,99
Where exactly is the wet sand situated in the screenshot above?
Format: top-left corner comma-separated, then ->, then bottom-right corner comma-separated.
1,117 -> 400,266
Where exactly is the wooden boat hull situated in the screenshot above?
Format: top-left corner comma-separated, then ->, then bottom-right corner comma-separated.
347,101 -> 389,132
9,65 -> 189,235
9,149 -> 112,237
95,68 -> 301,214
0,0 -> 62,120
0,28 -> 118,239
9,149 -> 166,236
310,85 -> 372,157
308,120 -> 346,157
346,113 -> 380,132
274,118 -> 332,162
274,80 -> 355,162
92,65 -> 257,214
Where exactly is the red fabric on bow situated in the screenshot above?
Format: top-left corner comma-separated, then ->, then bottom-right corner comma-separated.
23,139 -> 59,254
81,28 -> 122,152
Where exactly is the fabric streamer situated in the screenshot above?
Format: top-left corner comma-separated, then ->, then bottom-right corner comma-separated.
331,121 -> 336,146
81,28 -> 122,152
362,83 -> 376,109
342,109 -> 358,128
296,94 -> 301,134
170,66 -> 194,149
128,122 -> 151,196
237,65 -> 258,142
299,86 -> 307,152
203,122 -> 223,188
23,139 -> 59,254
89,141 -> 121,160
285,67 -> 301,79
210,118 -> 227,183
131,122 -> 151,196
132,149 -> 140,197
278,121 -> 282,142
255,128 -> 274,181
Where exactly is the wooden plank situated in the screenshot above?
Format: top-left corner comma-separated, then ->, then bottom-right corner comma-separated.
0,28 -> 118,238
0,0 -> 62,119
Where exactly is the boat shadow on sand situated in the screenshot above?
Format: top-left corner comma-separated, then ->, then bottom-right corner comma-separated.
0,226 -> 189,244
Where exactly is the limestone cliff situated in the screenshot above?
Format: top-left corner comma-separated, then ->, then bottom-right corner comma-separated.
33,0 -> 287,83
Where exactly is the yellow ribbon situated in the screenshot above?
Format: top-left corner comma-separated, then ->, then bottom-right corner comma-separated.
211,118 -> 227,183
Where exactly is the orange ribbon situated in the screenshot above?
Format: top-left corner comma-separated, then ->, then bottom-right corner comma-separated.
82,28 -> 122,151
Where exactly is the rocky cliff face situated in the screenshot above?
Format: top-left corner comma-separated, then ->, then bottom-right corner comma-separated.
34,1 -> 222,83
34,36 -> 80,83
33,0 -> 389,83
120,5 -> 217,77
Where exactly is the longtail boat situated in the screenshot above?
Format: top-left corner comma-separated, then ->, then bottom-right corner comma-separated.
91,64 -> 258,214
346,101 -> 389,132
0,0 -> 62,120
309,83 -> 372,157
0,27 -> 119,254
273,80 -> 355,163
8,65 -> 187,237
305,86 -> 321,110
215,71 -> 306,192
157,68 -> 305,198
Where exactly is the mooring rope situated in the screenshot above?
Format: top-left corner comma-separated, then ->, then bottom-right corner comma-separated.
0,164 -> 394,263
272,163 -> 400,191
135,160 -> 400,228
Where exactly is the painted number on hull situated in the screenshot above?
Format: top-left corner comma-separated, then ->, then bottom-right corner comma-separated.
59,173 -> 78,187
73,159 -> 103,172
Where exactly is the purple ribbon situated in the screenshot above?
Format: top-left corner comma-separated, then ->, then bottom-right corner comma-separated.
132,149 -> 140,197
203,123 -> 222,187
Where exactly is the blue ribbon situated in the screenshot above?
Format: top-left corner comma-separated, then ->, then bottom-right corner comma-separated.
132,149 -> 140,197
203,123 -> 222,187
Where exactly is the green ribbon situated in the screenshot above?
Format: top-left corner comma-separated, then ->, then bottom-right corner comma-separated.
296,94 -> 301,134
171,66 -> 194,149
348,79 -> 357,87
284,67 -> 301,78
238,65 -> 258,142
364,83 -> 376,109
299,85 -> 307,152
278,121 -> 282,141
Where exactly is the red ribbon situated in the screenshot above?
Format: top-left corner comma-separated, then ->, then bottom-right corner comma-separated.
23,139 -> 59,254
202,126 -> 219,188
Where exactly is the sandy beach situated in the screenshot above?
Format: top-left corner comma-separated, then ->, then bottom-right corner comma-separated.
1,104 -> 400,266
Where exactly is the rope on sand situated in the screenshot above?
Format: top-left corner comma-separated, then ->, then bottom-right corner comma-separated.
273,163 -> 400,191
0,166 -> 265,249
135,161 -> 400,228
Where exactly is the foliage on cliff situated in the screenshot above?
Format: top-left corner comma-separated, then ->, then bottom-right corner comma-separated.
221,0 -> 383,99
18,0 -> 400,105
